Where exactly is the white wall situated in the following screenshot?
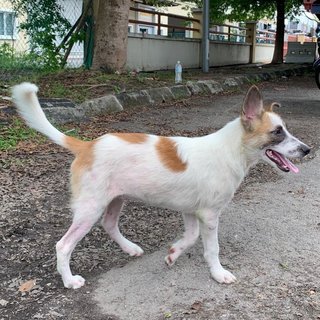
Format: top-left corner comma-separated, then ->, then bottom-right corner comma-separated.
127,35 -> 200,71
127,35 -> 257,71
209,42 -> 250,66
254,43 -> 274,63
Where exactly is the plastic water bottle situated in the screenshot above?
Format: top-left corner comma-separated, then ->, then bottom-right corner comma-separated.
175,61 -> 182,84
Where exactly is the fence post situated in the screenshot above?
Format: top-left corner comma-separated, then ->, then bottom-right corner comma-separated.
193,6 -> 210,72
157,13 -> 161,35
192,9 -> 203,39
202,0 -> 209,72
246,21 -> 257,63
192,9 -> 203,70
83,0 -> 97,68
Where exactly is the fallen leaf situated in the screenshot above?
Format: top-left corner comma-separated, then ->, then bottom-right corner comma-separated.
191,301 -> 202,311
279,262 -> 289,270
19,279 -> 36,292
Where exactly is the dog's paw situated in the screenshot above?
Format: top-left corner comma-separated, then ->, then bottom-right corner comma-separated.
165,246 -> 183,266
164,255 -> 173,266
211,267 -> 236,284
125,243 -> 144,257
63,275 -> 85,289
164,254 -> 175,266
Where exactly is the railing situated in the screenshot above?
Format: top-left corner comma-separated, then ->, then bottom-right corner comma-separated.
129,6 -> 200,38
209,24 -> 248,43
287,33 -> 315,43
256,30 -> 276,44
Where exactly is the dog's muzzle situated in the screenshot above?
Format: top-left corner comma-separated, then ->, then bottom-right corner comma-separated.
299,145 -> 311,157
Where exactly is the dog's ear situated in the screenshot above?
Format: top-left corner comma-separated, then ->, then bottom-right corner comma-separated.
265,102 -> 281,112
241,85 -> 264,129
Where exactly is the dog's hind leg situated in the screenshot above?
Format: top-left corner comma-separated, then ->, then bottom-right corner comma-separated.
56,198 -> 106,289
101,197 -> 144,257
165,213 -> 199,266
199,209 -> 236,284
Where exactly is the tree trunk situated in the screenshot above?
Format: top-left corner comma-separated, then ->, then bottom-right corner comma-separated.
271,0 -> 285,64
92,0 -> 130,72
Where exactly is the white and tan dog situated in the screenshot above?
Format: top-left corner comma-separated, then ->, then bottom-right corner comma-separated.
12,83 -> 310,289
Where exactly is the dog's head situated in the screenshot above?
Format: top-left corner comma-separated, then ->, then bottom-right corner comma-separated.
241,85 -> 310,173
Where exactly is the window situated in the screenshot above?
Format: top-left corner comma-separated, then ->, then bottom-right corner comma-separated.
0,11 -> 16,38
138,25 -> 155,35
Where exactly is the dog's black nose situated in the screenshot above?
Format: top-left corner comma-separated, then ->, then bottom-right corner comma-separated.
300,145 -> 311,156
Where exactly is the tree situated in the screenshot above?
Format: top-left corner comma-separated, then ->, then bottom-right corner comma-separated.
272,0 -> 286,64
89,0 -> 175,72
10,0 -> 165,71
209,0 -> 303,64
11,0 -> 132,71
91,0 -> 131,72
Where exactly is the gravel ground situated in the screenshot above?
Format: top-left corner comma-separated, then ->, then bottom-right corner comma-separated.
1,74 -> 320,319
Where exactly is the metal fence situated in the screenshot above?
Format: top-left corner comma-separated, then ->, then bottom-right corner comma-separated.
0,1 -> 201,81
0,1 -> 298,82
60,0 -> 84,68
256,29 -> 276,44
0,0 -> 83,81
128,6 -> 200,38
209,23 -> 247,43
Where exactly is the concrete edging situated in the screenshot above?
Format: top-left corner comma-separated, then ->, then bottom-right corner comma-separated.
43,65 -> 311,124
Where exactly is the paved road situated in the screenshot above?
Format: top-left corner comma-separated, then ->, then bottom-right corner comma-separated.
91,77 -> 320,319
2,75 -> 320,320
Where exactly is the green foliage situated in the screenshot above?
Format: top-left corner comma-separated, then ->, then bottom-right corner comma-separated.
0,117 -> 87,151
44,80 -> 88,103
207,0 -> 303,64
144,0 -> 302,24
113,85 -> 122,94
0,118 -> 41,150
0,43 -> 14,57
208,0 -> 302,23
0,43 -> 46,71
143,0 -> 178,6
10,0 -> 72,69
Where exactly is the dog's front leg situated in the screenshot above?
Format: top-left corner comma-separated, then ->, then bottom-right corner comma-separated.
199,209 -> 236,284
165,213 -> 199,265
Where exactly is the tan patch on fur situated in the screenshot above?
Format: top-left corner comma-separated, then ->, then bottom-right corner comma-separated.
156,137 -> 187,172
242,111 -> 274,147
254,111 -> 274,134
112,133 -> 148,144
65,136 -> 97,198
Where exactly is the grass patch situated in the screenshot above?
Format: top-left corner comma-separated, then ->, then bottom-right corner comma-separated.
0,118 -> 44,151
0,67 -> 178,103
0,117 -> 92,152
44,82 -> 89,103
57,126 -> 91,141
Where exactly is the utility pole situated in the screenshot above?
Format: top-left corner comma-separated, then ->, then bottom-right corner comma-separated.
202,0 -> 209,72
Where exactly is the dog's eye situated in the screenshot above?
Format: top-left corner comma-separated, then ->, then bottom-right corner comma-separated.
271,126 -> 283,135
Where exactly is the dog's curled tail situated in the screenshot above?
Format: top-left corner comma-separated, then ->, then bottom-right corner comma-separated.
12,82 -> 84,153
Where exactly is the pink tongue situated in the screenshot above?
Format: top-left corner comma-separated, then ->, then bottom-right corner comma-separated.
279,154 -> 299,174
286,159 -> 299,174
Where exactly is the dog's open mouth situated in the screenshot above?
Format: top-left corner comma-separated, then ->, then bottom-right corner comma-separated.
265,149 -> 299,173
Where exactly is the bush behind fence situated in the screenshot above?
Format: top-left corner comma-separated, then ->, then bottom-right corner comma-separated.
0,0 -> 83,82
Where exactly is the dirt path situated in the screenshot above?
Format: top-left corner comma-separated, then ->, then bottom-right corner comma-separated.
1,75 -> 320,319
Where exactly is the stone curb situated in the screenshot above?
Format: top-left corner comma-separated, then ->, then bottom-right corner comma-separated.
41,64 -> 311,124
